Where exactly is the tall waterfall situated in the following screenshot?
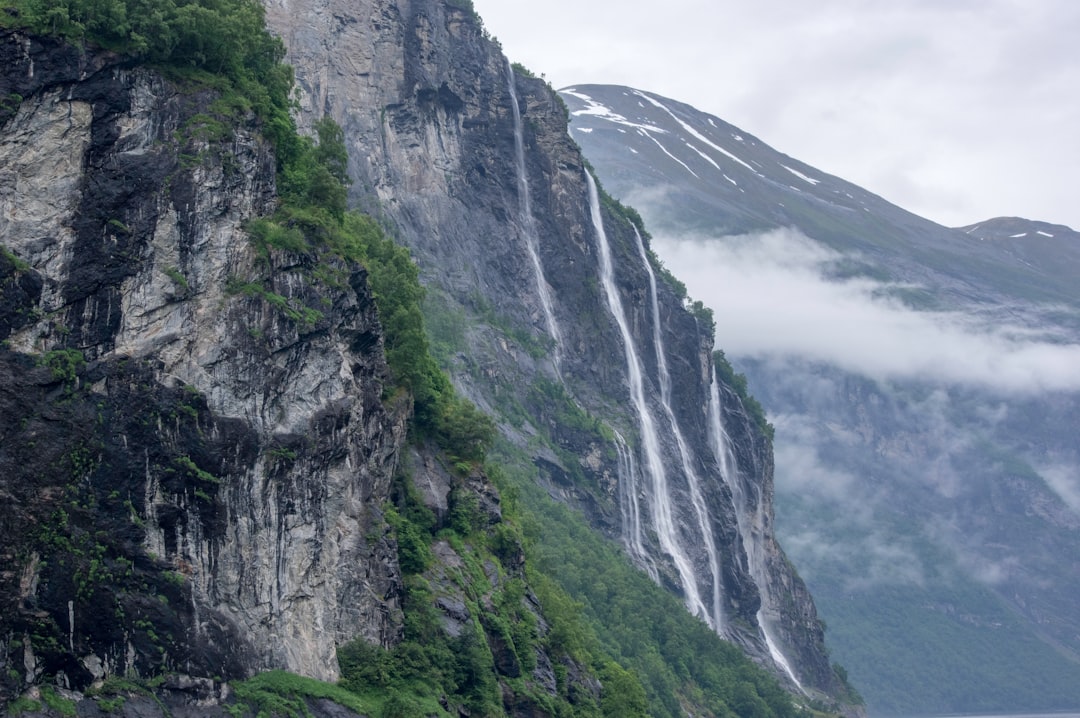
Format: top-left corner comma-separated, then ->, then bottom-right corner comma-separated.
631,227 -> 725,632
585,171 -> 709,622
707,366 -> 804,691
506,61 -> 562,368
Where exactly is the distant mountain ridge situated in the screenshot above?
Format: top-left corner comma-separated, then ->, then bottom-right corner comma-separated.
562,85 -> 1080,316
562,83 -> 1080,715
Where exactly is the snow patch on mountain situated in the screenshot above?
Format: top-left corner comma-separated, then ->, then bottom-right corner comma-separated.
781,164 -> 822,186
562,88 -> 669,134
632,90 -> 760,175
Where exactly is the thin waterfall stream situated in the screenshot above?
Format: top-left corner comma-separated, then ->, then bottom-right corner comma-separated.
506,61 -> 562,369
585,171 -> 708,621
708,366 -> 805,691
614,429 -> 658,581
632,226 -> 726,632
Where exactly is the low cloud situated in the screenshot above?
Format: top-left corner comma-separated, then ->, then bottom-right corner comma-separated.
772,416 -> 860,502
780,525 -> 926,591
652,228 -> 1080,393
1038,463 -> 1080,516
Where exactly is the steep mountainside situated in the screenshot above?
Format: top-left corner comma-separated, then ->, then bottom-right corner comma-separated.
262,0 -> 847,701
0,24 -> 650,717
0,24 -> 406,688
0,4 -> 861,717
562,83 -> 1080,714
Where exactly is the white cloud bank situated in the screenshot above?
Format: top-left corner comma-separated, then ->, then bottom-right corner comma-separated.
652,228 -> 1080,394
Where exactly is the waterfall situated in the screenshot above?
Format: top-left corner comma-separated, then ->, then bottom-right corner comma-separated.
585,171 -> 709,622
708,365 -> 805,692
632,227 -> 725,632
507,60 -> 562,368
614,429 -> 659,581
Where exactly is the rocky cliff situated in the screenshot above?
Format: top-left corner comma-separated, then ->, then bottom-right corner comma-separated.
1,0 -> 854,712
262,0 -> 842,697
0,25 -> 664,718
0,27 -> 406,694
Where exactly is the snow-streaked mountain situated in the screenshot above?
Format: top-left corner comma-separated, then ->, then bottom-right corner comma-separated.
563,85 -> 1080,319
562,84 -> 1080,715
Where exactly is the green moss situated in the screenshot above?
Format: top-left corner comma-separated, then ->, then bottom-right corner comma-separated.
1,245 -> 31,272
39,686 -> 76,716
162,266 -> 188,290
173,454 -> 221,485
6,696 -> 42,714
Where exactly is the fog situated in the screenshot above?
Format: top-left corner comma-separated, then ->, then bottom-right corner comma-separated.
651,228 -> 1080,393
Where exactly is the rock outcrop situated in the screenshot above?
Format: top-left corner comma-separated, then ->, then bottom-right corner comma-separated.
0,28 -> 406,695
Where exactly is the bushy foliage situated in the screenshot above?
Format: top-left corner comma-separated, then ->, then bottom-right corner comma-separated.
339,472 -> 582,718
228,671 -> 372,718
236,102 -> 491,462
0,0 -> 301,163
493,444 -> 803,718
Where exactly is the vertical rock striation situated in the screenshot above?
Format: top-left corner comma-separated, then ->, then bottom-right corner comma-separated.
0,29 -> 406,693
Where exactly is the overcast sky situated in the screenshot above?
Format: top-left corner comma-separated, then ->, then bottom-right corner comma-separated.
471,0 -> 1080,231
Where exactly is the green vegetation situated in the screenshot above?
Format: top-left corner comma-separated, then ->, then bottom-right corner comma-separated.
588,165 -> 689,300
1,245 -> 31,272
812,568 -> 1080,715
1,5 -> 819,717
172,454 -> 221,485
1,0 -> 300,164
227,671 -> 372,718
38,348 -> 85,385
492,441 -> 805,718
162,266 -> 189,291
443,0 -> 478,21
510,61 -> 536,79
38,686 -> 76,716
225,105 -> 493,463
335,465 -> 640,718
5,696 -> 42,714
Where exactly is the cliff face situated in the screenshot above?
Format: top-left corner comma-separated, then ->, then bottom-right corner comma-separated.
0,29 -> 406,692
263,0 -> 838,696
1,0 -> 845,706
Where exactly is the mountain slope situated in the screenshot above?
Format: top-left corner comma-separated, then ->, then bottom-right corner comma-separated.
261,0 -> 852,705
0,5 -> 859,717
562,83 -> 1080,715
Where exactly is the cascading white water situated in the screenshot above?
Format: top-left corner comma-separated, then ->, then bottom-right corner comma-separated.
707,366 -> 805,692
506,61 -> 562,368
613,429 -> 659,581
586,171 -> 709,621
632,227 -> 725,632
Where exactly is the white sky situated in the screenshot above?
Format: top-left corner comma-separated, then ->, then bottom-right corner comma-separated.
471,0 -> 1080,230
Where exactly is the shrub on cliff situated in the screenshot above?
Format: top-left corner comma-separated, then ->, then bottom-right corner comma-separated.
0,0 -> 300,162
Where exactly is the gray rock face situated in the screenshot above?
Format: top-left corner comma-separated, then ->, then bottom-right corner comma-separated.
262,0 -> 838,696
0,29 -> 406,691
